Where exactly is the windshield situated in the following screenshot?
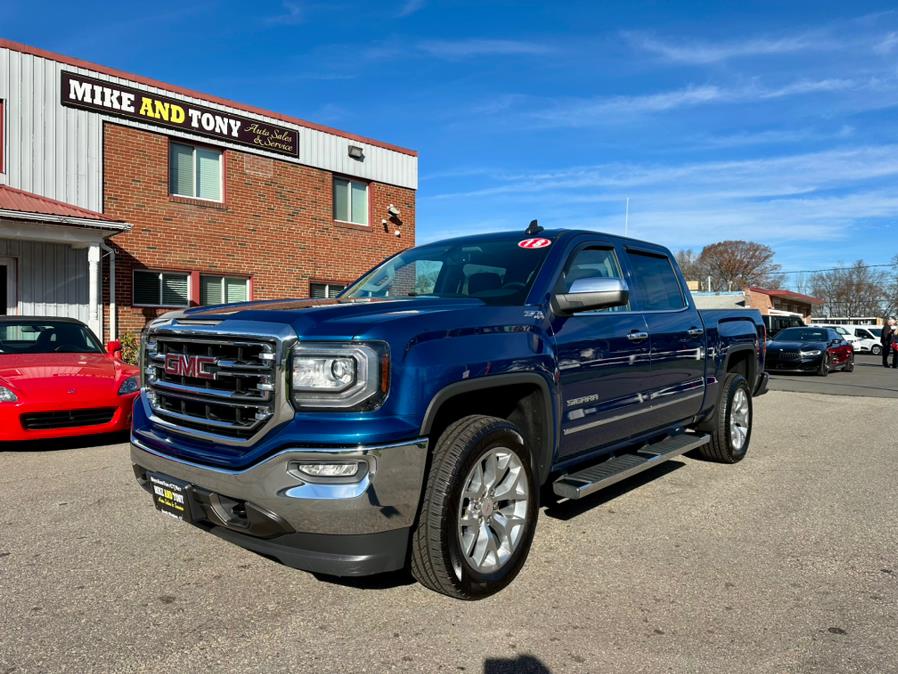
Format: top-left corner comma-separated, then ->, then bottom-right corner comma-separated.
0,321 -> 103,355
342,237 -> 554,306
776,328 -> 829,342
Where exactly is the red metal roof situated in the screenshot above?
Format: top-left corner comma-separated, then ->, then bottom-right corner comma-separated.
748,286 -> 823,305
0,39 -> 418,158
0,184 -> 126,223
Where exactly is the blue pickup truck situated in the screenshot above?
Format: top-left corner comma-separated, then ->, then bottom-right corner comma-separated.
131,225 -> 767,599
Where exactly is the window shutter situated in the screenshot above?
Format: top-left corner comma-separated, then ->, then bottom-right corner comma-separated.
170,143 -> 194,197
162,273 -> 190,306
310,283 -> 327,299
350,181 -> 367,224
196,148 -> 222,200
225,277 -> 248,304
134,271 -> 160,305
333,179 -> 349,221
200,276 -> 223,305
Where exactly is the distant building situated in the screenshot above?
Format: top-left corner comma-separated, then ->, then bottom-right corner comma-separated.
690,286 -> 823,325
745,287 -> 822,323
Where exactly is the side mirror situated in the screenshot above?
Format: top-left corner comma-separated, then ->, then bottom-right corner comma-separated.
106,339 -> 123,358
555,277 -> 630,315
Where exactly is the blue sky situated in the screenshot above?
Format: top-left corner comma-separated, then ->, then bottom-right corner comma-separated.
4,1 -> 898,286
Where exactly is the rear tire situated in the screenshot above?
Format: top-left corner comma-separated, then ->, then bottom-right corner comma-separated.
411,415 -> 539,600
871,344 -> 882,356
844,356 -> 854,372
697,373 -> 752,464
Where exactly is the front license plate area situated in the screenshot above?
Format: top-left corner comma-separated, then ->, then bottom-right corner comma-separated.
148,473 -> 192,522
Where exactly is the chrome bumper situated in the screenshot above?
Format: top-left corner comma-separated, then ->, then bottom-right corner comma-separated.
130,437 -> 429,536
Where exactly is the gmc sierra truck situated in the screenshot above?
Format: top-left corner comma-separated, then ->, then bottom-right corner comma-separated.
131,225 -> 767,599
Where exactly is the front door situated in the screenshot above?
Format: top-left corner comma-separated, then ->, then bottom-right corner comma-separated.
552,244 -> 653,458
0,258 -> 15,315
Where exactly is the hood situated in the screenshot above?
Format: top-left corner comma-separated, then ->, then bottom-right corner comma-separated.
0,353 -> 135,402
169,296 -> 494,339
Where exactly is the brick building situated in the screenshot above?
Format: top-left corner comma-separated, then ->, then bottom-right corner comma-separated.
0,40 -> 417,340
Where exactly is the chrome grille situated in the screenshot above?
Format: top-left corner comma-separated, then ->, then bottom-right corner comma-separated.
145,336 -> 278,439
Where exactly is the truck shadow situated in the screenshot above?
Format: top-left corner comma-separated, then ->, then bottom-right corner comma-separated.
0,431 -> 129,452
484,654 -> 552,673
311,567 -> 418,590
542,461 -> 685,521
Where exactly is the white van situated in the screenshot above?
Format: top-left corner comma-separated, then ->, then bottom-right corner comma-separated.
843,325 -> 883,355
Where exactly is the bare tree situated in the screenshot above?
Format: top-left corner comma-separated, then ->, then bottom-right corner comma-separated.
674,249 -> 703,284
697,241 -> 781,291
810,260 -> 890,318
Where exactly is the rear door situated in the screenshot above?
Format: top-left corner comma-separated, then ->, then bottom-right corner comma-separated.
552,241 -> 652,458
623,248 -> 705,429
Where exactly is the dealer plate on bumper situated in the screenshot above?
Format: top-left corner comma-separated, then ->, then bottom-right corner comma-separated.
148,473 -> 192,522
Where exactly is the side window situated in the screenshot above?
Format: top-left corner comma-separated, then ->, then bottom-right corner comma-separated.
556,246 -> 629,312
627,250 -> 686,311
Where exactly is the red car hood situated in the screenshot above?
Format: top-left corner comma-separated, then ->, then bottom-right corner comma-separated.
0,353 -> 135,402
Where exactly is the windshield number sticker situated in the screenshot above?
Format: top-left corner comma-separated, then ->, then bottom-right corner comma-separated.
518,238 -> 551,249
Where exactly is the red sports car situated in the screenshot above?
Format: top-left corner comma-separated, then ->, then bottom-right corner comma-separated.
0,317 -> 140,442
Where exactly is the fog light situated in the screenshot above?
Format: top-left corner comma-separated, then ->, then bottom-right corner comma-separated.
295,462 -> 360,478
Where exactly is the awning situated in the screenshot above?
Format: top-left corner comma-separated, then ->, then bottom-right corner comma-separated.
0,184 -> 131,242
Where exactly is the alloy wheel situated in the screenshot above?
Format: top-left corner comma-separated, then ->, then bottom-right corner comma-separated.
729,388 -> 750,451
456,447 -> 530,573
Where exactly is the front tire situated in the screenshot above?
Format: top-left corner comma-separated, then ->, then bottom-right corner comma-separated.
411,415 -> 538,600
697,373 -> 752,463
818,354 -> 830,377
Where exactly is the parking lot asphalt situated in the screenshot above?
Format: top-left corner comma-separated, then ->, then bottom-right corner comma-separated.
768,353 -> 898,398
2,391 -> 897,674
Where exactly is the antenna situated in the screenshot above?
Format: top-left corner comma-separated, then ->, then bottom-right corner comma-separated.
526,219 -> 543,235
624,197 -> 629,237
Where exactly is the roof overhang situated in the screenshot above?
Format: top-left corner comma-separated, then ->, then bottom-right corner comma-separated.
0,215 -> 130,245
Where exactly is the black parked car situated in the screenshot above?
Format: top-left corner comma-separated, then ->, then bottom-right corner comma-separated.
765,327 -> 854,376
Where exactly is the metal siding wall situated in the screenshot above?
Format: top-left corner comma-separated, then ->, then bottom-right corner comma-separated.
0,238 -> 89,322
0,46 -> 417,206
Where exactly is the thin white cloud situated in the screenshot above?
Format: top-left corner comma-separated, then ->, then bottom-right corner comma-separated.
523,77 -> 867,127
423,145 -> 898,248
265,0 -> 304,25
397,0 -> 426,17
875,31 -> 898,54
624,30 -> 827,64
417,39 -> 552,59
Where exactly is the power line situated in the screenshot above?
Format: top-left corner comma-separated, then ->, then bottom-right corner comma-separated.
768,262 -> 898,276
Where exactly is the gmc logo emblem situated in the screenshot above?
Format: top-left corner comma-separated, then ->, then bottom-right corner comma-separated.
164,354 -> 216,380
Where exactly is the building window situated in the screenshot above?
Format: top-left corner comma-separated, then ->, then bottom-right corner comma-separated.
133,270 -> 190,307
200,275 -> 249,305
170,142 -> 222,201
333,177 -> 368,225
310,282 -> 347,299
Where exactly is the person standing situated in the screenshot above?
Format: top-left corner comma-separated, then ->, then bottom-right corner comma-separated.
884,318 -> 897,368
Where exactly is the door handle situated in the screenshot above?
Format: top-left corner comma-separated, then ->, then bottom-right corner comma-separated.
627,330 -> 649,342
687,327 -> 704,337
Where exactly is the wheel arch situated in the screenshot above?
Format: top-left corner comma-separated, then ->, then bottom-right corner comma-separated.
420,373 -> 556,485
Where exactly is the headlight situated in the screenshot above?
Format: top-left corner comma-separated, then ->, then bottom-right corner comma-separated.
118,376 -> 140,395
800,349 -> 822,356
290,343 -> 388,409
0,385 -> 18,403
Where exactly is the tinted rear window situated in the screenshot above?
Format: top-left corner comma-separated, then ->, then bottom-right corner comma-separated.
627,251 -> 685,311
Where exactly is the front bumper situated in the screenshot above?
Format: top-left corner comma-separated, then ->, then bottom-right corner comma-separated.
0,394 -> 137,442
131,436 -> 429,576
